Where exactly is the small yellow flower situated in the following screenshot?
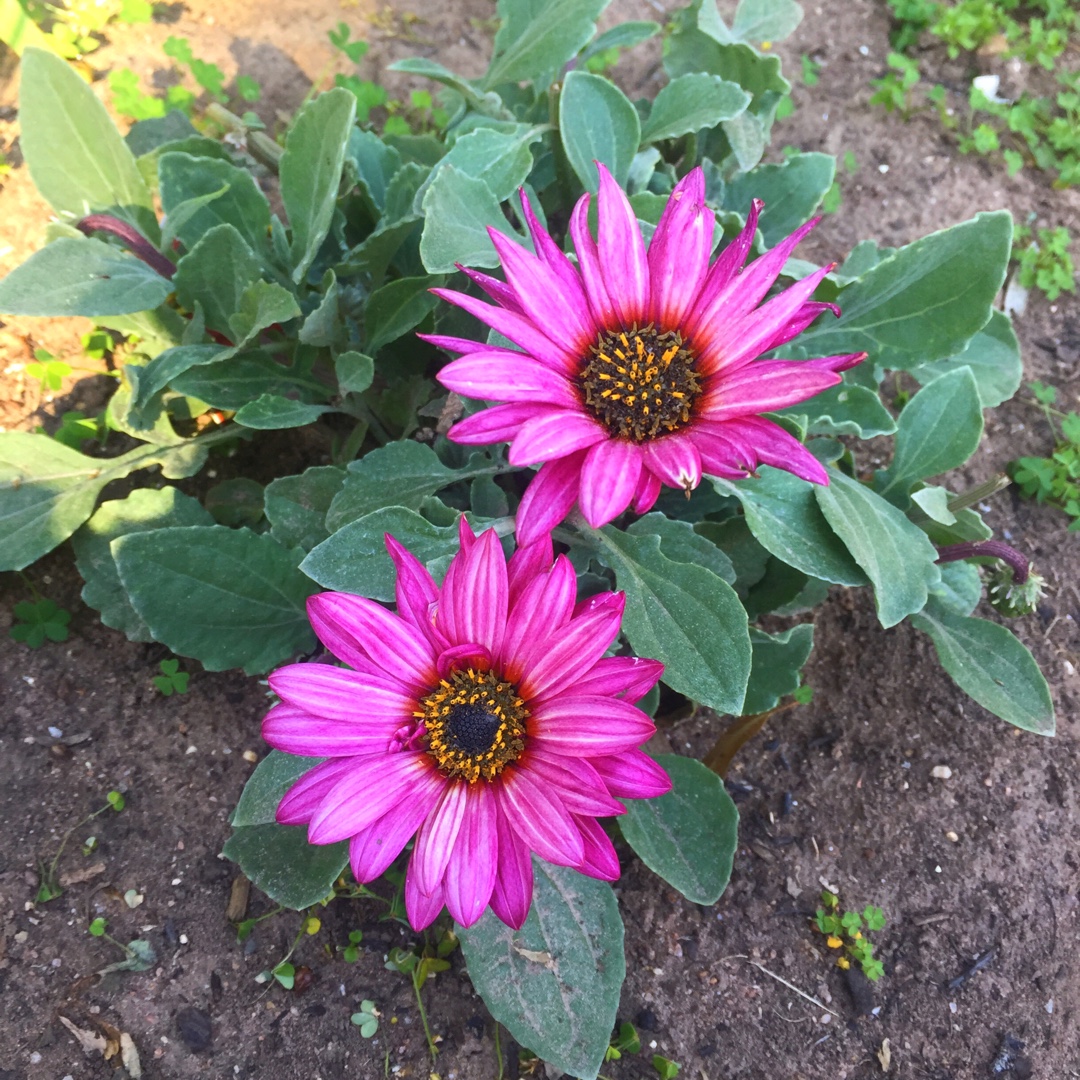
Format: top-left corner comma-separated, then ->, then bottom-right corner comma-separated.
837,956 -> 851,970
304,916 -> 321,935
854,931 -> 863,940
826,935 -> 844,949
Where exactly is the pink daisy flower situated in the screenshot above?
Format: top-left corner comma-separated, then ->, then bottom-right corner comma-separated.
263,521 -> 670,931
425,164 -> 867,545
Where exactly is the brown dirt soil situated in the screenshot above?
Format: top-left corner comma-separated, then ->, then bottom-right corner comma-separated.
2,1 -> 1080,1078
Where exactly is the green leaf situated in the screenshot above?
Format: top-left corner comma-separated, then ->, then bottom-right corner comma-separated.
559,70 -> 640,191
0,433 -> 205,572
724,153 -> 835,247
128,343 -> 226,418
732,0 -> 804,44
346,127 -> 403,213
113,525 -> 317,674
618,755 -> 738,904
159,152 -> 272,258
222,824 -> 347,909
298,272 -> 342,348
640,74 -> 749,144
928,560 -> 982,617
593,525 -> 751,715
326,441 -> 492,532
0,237 -> 171,317
815,468 -> 940,628
72,487 -> 214,641
796,212 -> 1013,371
173,224 -> 263,337
484,0 -> 608,89
626,514 -> 735,583
302,506 -> 461,601
265,466 -> 346,551
232,751 -> 323,827
233,396 -> 332,430
781,381 -> 897,438
335,351 -> 375,395
581,20 -> 660,62
743,623 -> 814,713
419,166 -> 522,273
19,48 -> 155,236
365,274 -> 442,354
425,125 -> 546,204
388,57 -> 513,118
169,351 -> 321,411
280,88 -> 357,283
713,470 -> 867,586
878,367 -> 983,497
911,309 -> 1022,409
720,110 -> 766,171
910,602 -> 1054,734
336,216 -> 421,284
458,860 -> 624,1080
228,280 -> 302,346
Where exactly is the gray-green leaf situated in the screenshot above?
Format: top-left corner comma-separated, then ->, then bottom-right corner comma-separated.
265,466 -> 347,552
222,824 -> 347,909
559,70 -> 640,191
232,751 -> 323,827
744,623 -> 814,714
640,73 -> 749,144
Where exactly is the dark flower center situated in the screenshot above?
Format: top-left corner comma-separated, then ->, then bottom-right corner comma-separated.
579,324 -> 702,442
417,667 -> 528,782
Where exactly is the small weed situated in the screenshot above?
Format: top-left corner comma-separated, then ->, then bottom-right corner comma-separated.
256,913 -> 321,989
605,1021 -> 641,1062
800,54 -> 821,86
43,410 -> 103,450
36,790 -> 125,902
815,890 -> 886,981
350,999 -> 381,1037
1008,381 -> 1080,530
385,924 -> 458,1059
1013,224 -> 1076,301
869,52 -> 921,118
26,348 -> 72,391
652,1055 -> 682,1079
340,928 -> 364,962
11,597 -> 71,648
86,915 -> 157,973
153,658 -> 190,696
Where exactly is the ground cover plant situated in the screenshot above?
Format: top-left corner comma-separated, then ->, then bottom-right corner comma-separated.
0,0 -> 1058,1075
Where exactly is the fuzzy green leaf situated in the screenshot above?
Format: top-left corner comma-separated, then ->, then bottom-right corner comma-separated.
232,751 -> 323,827
222,824 -> 347,909
265,466 -> 346,552
559,70 -> 640,191
743,623 -> 814,714
640,73 -> 749,144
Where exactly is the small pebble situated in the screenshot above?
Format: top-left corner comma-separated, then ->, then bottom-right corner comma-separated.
931,766 -> 953,779
945,831 -> 959,843
242,750 -> 259,763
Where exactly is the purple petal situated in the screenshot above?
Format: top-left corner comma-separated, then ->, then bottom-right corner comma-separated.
597,163 -> 650,325
683,198 -> 761,323
649,168 -> 712,327
689,421 -> 757,479
437,642 -> 492,680
275,758 -> 355,825
801,351 -> 867,373
437,528 -> 508,655
444,782 -> 499,927
574,815 -> 621,881
519,189 -> 595,320
521,748 -> 625,816
489,227 -> 594,349
438,352 -> 581,408
632,468 -> 661,514
518,594 -> 625,700
418,332 -> 492,355
267,665 -> 417,723
530,695 -> 656,755
573,655 -> 664,703
507,533 -> 554,608
405,861 -> 446,930
496,767 -> 585,867
448,402 -> 554,445
263,705 -> 404,756
569,191 -> 617,328
592,749 -> 672,799
349,772 -> 446,881
724,416 -> 830,485
385,533 -> 443,649
509,410 -> 608,466
412,779 -> 468,896
642,434 -> 702,491
430,288 -> 578,374
578,438 -> 643,529
306,593 -> 436,694
514,452 -> 585,547
501,555 -> 577,674
307,751 -> 435,844
757,300 -> 841,354
489,806 -> 533,929
700,359 -> 841,420
459,265 -> 525,314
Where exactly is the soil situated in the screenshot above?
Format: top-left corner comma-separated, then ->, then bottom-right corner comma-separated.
1,1 -> 1079,1079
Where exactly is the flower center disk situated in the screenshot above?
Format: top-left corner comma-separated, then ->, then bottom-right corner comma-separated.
579,324 -> 702,443
418,668 -> 528,783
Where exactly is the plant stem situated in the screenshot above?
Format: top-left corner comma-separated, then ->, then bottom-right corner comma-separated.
935,539 -> 1031,583
77,215 -> 176,279
411,967 -> 439,1060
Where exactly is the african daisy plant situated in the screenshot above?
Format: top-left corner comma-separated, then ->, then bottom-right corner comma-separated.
0,0 -> 1053,1073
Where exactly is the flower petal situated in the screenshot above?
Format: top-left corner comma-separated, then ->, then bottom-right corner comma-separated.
444,782 -> 499,927
632,467 -> 662,514
592,749 -> 673,799
267,666 -> 417,723
519,188 -> 595,318
570,191 -> 618,329
597,163 -> 650,325
642,434 -> 702,491
458,264 -> 525,314
649,167 -> 712,327
578,438 -> 643,528
496,767 -> 585,867
521,748 -> 625,816
430,288 -> 578,374
688,197 -> 762,312
723,416 -> 830,485
438,351 -> 580,408
276,758 -> 355,825
306,593 -> 436,694
574,815 -> 621,881
700,359 -> 841,421
514,452 -> 585,547
385,533 -> 441,648
530,695 -> 656,755
438,528 -> 508,655
405,861 -> 446,930
507,533 -> 554,609
418,332 -> 492,355
757,300 -> 841,354
447,402 -> 550,445
501,555 -> 577,674
263,704 -> 403,755
573,655 -> 664,703
307,751 -> 434,844
412,779 -> 468,896
509,409 -> 608,466
489,806 -> 533,929
348,771 -> 446,881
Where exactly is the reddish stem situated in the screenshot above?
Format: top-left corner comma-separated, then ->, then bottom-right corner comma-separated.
77,215 -> 176,280
935,540 -> 1030,583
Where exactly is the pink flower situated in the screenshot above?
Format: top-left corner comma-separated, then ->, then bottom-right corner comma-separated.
263,521 -> 670,930
426,164 -> 866,545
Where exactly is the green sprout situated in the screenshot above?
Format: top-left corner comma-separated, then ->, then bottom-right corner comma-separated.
385,925 -> 458,1059
814,890 -> 886,981
36,790 -> 125,903
350,999 -> 380,1038
25,348 -> 72,391
652,1055 -> 682,1079
340,929 -> 364,963
11,598 -> 71,648
153,658 -> 190,696
605,1021 -> 641,1061
1009,381 -> 1080,530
